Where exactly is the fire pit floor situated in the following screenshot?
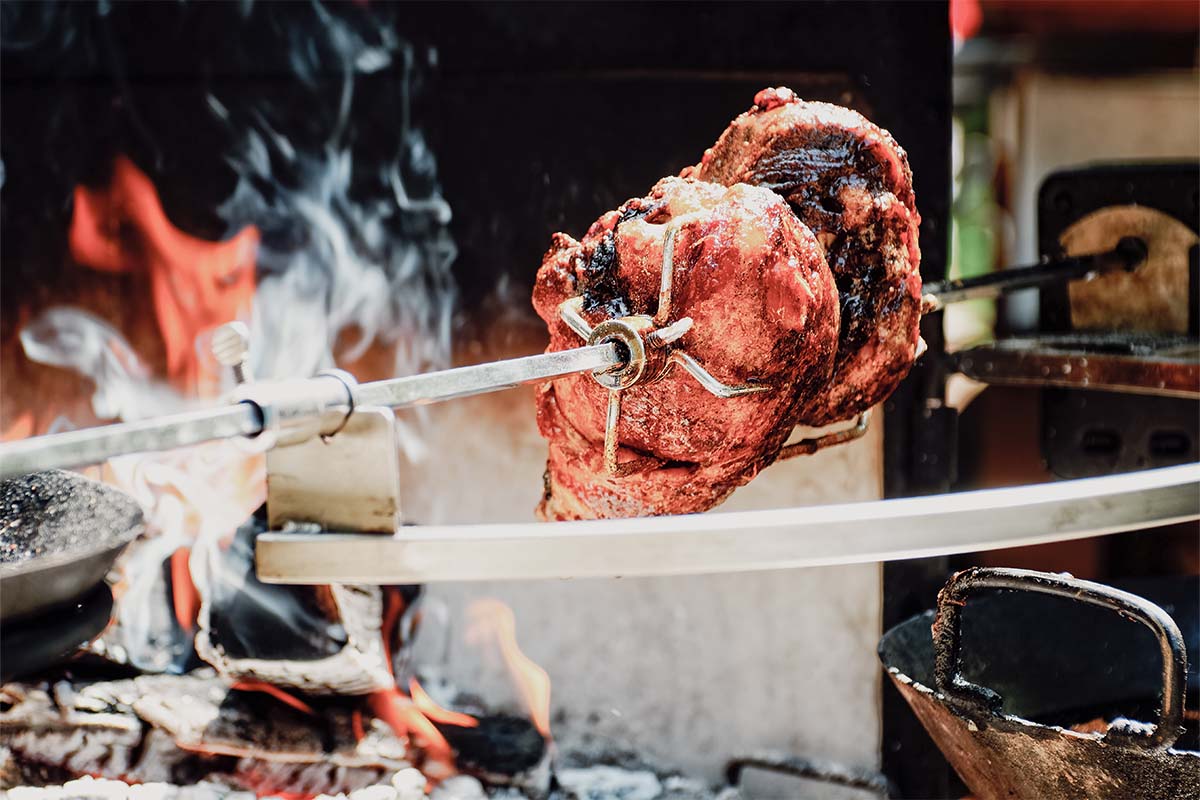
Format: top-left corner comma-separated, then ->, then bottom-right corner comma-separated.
0,671 -> 739,800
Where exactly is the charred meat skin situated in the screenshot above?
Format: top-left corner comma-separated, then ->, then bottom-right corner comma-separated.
533,177 -> 839,520
687,87 -> 922,424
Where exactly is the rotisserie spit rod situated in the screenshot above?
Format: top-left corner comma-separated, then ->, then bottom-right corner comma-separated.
920,236 -> 1147,312
0,238 -> 1153,479
0,342 -> 621,479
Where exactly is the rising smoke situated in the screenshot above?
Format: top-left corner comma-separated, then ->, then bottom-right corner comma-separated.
1,1 -> 458,671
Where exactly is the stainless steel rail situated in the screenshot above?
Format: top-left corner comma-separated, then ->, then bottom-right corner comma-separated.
254,463 -> 1200,584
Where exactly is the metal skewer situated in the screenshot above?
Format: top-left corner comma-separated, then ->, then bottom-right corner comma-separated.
921,237 -> 1147,312
0,235 -> 1157,481
0,405 -> 264,480
355,342 -> 619,408
0,342 -> 623,480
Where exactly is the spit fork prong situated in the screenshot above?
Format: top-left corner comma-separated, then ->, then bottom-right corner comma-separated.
600,387 -> 658,478
645,317 -> 693,349
560,296 -> 594,341
603,389 -> 621,475
666,351 -> 771,398
778,411 -> 872,460
553,221 -> 774,476
654,225 -> 679,326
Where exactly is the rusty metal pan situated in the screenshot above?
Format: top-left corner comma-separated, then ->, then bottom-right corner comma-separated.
879,567 -> 1199,800
0,470 -> 143,623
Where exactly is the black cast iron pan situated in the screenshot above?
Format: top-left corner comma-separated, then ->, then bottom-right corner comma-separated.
0,469 -> 143,623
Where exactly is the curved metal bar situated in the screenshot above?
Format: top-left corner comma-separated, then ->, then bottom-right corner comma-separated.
255,463 -> 1200,585
778,412 -> 871,460
558,296 -> 594,341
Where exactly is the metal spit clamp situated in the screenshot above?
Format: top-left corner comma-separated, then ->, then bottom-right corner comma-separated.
213,323 -> 403,534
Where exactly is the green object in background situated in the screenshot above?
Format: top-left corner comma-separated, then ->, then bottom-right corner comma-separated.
948,111 -> 999,347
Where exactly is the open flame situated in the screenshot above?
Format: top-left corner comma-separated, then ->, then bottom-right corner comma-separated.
69,156 -> 259,395
0,4 -> 501,791
2,147 -> 551,779
409,677 -> 480,729
358,591 -> 553,782
1,145 -> 535,780
466,599 -> 553,739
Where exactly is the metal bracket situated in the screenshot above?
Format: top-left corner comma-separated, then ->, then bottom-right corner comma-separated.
266,406 -> 402,534
210,321 -> 403,534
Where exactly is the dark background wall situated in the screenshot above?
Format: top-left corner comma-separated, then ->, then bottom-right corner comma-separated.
405,1 -> 951,311
1,1 -> 950,322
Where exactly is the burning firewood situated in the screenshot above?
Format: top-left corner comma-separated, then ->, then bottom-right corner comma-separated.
0,672 -> 410,795
192,519 -> 402,696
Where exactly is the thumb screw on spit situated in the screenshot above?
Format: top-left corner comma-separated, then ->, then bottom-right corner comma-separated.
645,317 -> 693,350
212,322 -> 253,385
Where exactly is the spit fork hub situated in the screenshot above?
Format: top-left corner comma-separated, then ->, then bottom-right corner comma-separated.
556,224 -> 770,476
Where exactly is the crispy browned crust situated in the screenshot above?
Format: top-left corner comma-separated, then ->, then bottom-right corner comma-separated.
533,177 -> 839,520
688,87 -> 922,425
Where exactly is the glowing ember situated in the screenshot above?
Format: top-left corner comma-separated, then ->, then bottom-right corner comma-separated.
368,689 -> 456,779
365,587 -> 469,777
229,680 -> 317,716
69,155 -> 259,394
466,599 -> 552,738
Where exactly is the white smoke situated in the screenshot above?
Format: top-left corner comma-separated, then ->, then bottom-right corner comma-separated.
20,307 -> 186,422
221,125 -> 456,382
15,8 -> 457,672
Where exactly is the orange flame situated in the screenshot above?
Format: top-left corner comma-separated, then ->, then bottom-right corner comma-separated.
466,599 -> 552,737
365,587 -> 468,777
169,546 -> 200,631
368,688 -> 456,776
410,678 -> 480,729
68,155 -> 258,394
229,680 -> 316,716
